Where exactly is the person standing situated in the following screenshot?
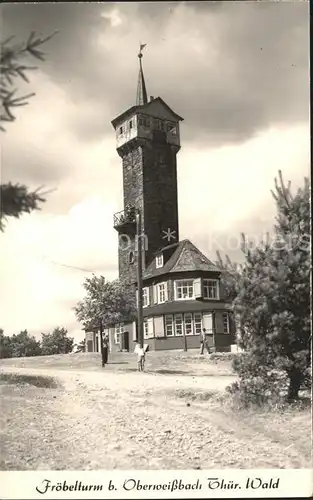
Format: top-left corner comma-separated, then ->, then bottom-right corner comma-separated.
200,328 -> 210,355
102,334 -> 109,366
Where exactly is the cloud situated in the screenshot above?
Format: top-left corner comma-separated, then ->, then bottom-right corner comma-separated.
2,1 -> 309,145
0,196 -> 119,337
178,123 -> 309,259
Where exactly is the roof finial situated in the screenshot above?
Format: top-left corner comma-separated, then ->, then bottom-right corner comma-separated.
136,43 -> 148,106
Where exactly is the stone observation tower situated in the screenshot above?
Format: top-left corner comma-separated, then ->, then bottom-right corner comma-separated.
85,45 -> 236,353
111,44 -> 184,284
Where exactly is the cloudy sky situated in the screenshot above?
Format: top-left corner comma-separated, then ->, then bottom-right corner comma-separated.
0,1 -> 309,341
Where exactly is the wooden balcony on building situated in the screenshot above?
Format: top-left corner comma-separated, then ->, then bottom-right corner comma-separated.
113,207 -> 136,232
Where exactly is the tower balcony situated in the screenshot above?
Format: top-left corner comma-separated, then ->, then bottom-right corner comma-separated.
113,206 -> 136,232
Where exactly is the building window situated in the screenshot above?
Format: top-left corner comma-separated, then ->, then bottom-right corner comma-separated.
184,313 -> 193,335
143,287 -> 149,307
174,280 -> 194,300
156,254 -> 163,268
157,282 -> 167,303
165,315 -> 174,336
222,312 -> 230,334
129,251 -> 134,264
143,318 -> 153,339
144,320 -> 149,339
154,119 -> 165,131
119,126 -> 123,134
115,323 -> 124,344
193,312 -> 202,334
203,279 -> 219,300
174,314 -> 183,336
164,313 -> 205,337
129,120 -> 133,129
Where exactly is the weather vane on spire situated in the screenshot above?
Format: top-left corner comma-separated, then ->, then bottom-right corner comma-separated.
138,42 -> 147,59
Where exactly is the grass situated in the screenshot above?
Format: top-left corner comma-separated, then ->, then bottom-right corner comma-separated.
0,372 -> 59,388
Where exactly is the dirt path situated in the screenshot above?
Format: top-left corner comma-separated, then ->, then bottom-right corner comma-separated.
0,366 -> 310,470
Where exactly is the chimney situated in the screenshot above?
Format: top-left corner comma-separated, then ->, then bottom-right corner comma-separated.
150,96 -> 154,101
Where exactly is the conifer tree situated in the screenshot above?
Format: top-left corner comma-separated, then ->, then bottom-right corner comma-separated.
0,32 -> 56,231
221,171 -> 310,403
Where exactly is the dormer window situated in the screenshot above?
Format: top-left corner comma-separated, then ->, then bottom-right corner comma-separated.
156,254 -> 163,268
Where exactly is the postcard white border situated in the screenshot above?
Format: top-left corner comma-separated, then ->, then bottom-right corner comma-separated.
0,469 -> 312,499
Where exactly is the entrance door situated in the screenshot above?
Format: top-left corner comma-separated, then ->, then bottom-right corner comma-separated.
203,312 -> 214,348
121,331 -> 130,351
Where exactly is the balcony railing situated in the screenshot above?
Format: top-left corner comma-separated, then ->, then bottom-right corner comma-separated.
113,206 -> 136,230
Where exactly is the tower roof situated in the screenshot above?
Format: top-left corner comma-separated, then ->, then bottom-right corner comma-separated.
136,43 -> 148,106
111,97 -> 183,129
111,44 -> 184,129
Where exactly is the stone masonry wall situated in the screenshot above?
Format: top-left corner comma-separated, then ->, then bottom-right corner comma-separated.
142,140 -> 179,266
117,138 -> 179,282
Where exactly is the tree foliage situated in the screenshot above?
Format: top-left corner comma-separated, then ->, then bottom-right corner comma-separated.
0,329 -> 41,358
220,171 -> 311,404
74,275 -> 137,331
0,31 -> 56,231
0,326 -> 74,358
41,327 -> 74,356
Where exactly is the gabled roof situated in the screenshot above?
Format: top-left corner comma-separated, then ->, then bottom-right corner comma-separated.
143,239 -> 219,280
111,97 -> 184,129
143,97 -> 184,122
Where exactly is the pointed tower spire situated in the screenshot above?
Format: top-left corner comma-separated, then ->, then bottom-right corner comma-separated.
136,43 -> 148,106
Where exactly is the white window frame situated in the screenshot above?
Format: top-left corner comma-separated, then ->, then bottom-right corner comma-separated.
203,279 -> 220,300
174,314 -> 183,336
174,279 -> 194,300
222,312 -> 230,334
184,313 -> 193,336
165,315 -> 174,337
114,323 -> 124,344
144,318 -> 154,339
156,254 -> 164,268
193,312 -> 203,335
143,287 -> 149,307
157,282 -> 167,304
143,320 -> 149,339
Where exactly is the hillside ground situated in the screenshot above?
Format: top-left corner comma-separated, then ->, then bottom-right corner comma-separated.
0,350 -> 311,470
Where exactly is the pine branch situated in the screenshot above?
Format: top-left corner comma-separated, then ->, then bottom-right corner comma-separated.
0,183 -> 46,231
0,31 -> 57,130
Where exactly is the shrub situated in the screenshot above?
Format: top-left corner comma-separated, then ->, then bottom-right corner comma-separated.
226,352 -> 289,408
